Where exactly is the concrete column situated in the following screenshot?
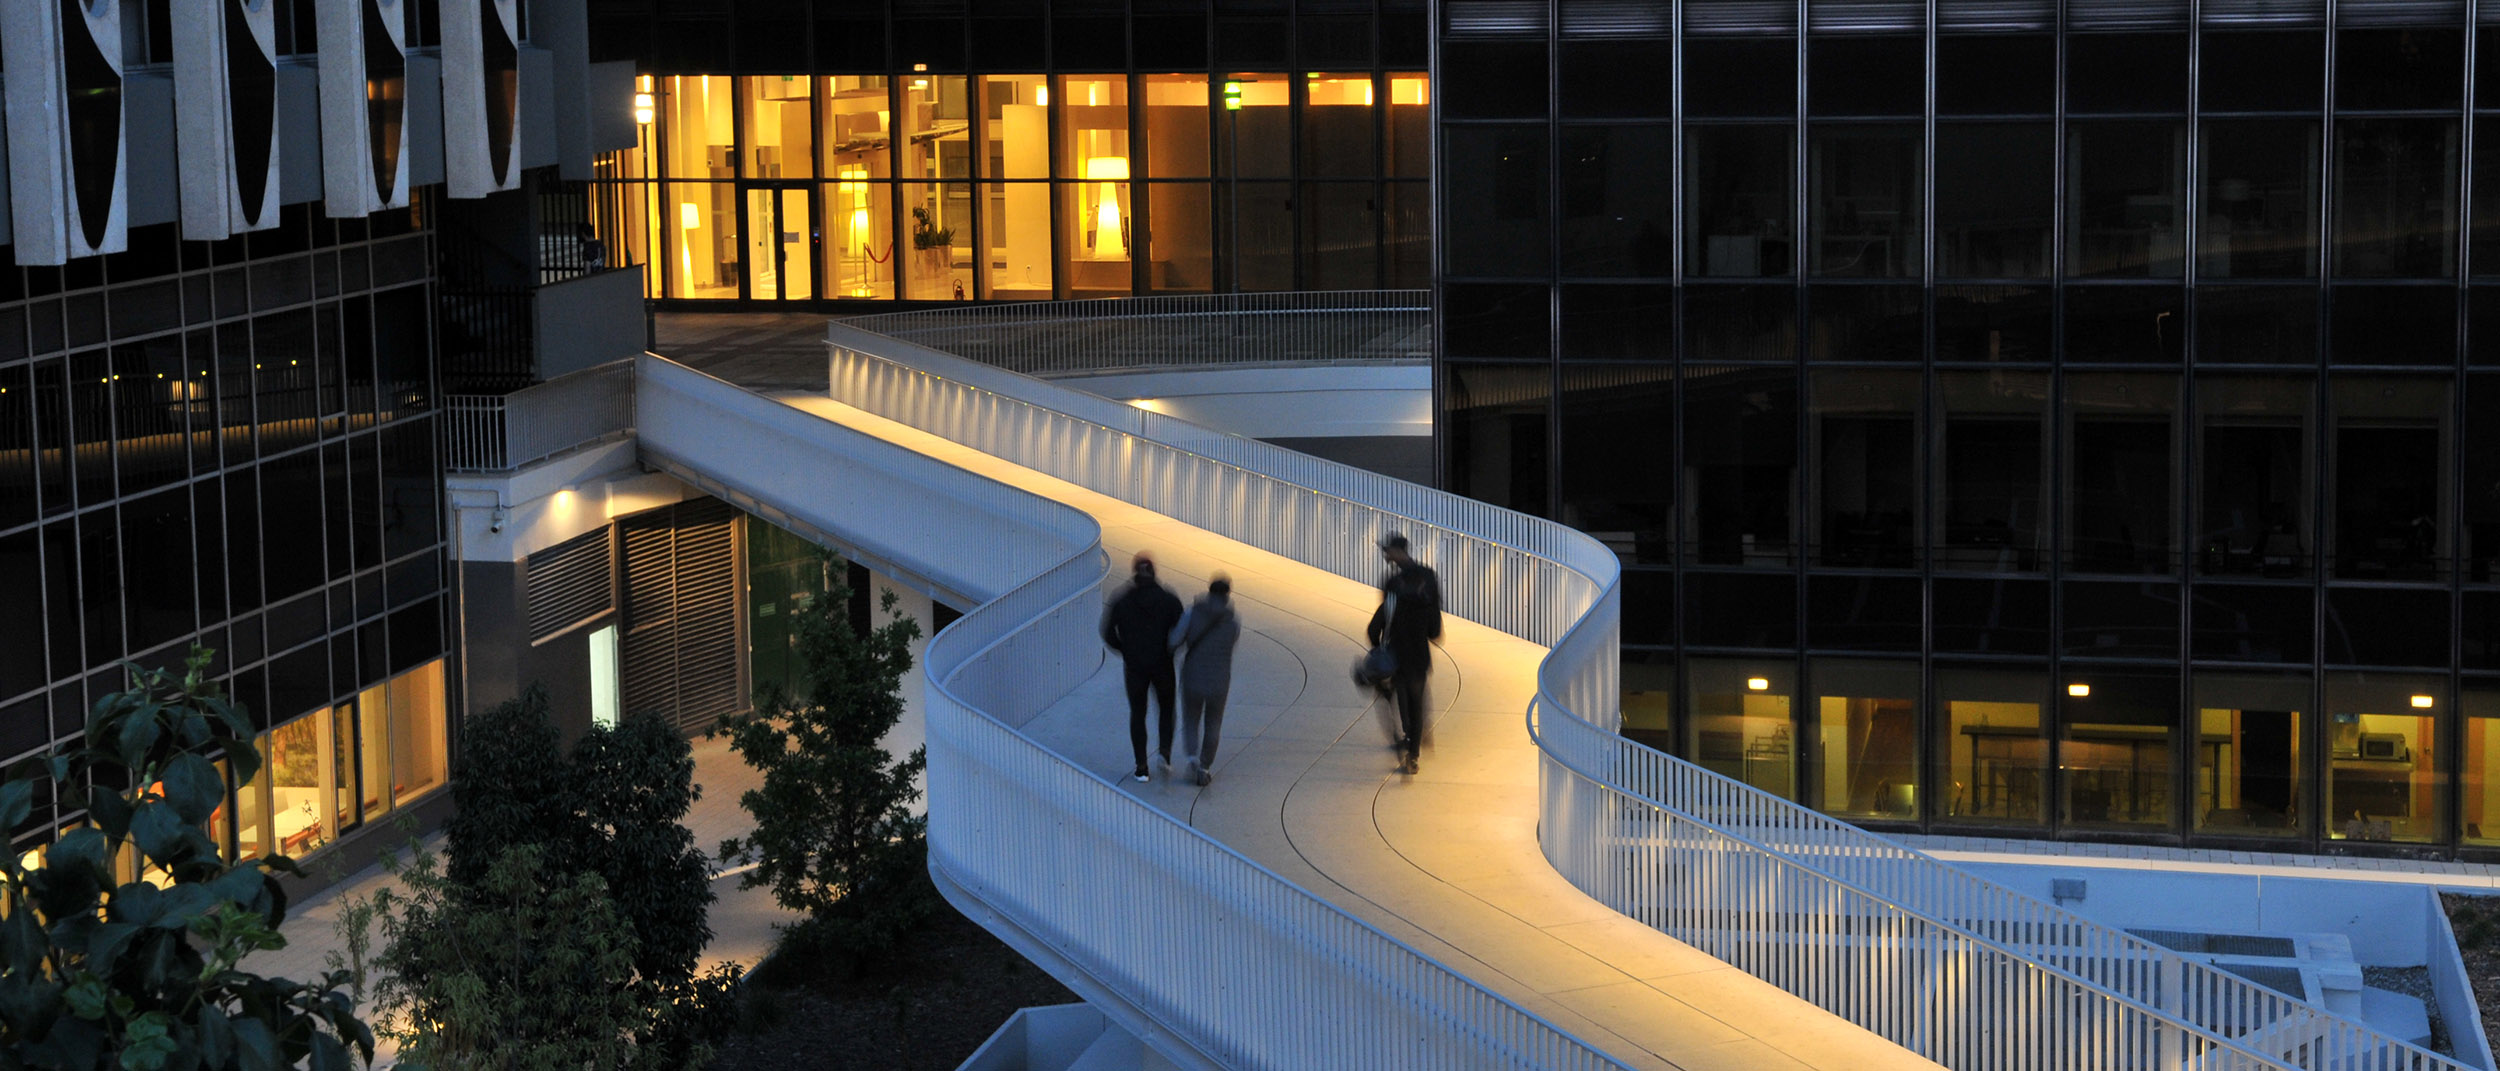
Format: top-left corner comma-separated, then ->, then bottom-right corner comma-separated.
863,566 -> 934,813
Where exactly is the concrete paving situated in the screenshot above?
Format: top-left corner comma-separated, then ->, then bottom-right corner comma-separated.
776,391 -> 1941,1071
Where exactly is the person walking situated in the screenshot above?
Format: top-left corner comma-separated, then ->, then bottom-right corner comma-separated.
1169,575 -> 1242,787
1367,533 -> 1442,774
1101,552 -> 1185,782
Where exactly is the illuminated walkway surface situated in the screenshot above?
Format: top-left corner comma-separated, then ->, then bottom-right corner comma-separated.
776,391 -> 1941,1071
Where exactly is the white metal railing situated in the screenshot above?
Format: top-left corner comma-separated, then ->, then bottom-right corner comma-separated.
631,352 -> 1630,1071
815,322 -> 2480,1071
441,360 -> 635,472
840,290 -> 1429,376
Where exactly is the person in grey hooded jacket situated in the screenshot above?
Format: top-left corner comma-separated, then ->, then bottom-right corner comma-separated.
1169,575 -> 1242,787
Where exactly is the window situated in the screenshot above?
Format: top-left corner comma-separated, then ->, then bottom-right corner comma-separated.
1937,370 -> 2048,572
2196,376 -> 2312,577
1558,362 -> 1673,563
1936,123 -> 2053,278
1935,666 -> 2048,826
2333,119 -> 2460,279
1809,124 -> 1922,278
1060,76 -> 1133,298
1143,75 -> 1210,179
2468,374 -> 2500,583
2331,376 -> 2449,581
662,75 -> 735,181
2067,122 -> 2185,278
740,76 -> 813,179
2061,667 -> 2178,831
2325,673 -> 2444,844
590,624 -> 620,729
2064,373 -> 2178,574
1302,74 -> 1376,178
1811,659 -> 1918,820
1683,370 -> 1797,564
1689,657 -> 1799,801
1443,363 -> 1551,517
387,659 -> 448,805
1561,126 -> 1673,277
1810,370 -> 1919,567
1442,126 -> 1549,278
2192,671 -> 2308,837
2200,121 -> 2320,279
1685,126 -> 1794,278
2465,682 -> 2500,846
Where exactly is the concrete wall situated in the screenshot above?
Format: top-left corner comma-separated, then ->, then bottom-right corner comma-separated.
455,558 -> 607,742
536,267 -> 650,378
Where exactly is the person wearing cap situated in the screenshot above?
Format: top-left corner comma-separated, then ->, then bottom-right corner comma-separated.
1168,574 -> 1242,787
1101,551 -> 1185,783
1366,533 -> 1442,774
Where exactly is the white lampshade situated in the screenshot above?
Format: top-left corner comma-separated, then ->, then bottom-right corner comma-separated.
1084,156 -> 1130,182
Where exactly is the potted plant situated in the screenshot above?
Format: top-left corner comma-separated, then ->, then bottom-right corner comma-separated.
909,206 -> 955,295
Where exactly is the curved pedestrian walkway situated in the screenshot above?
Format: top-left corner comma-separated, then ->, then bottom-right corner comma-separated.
776,392 -> 1939,1071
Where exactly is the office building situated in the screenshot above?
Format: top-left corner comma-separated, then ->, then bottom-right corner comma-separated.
1435,0 -> 2500,856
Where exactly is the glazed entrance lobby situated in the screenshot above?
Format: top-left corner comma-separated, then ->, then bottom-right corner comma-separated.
595,71 -> 1428,302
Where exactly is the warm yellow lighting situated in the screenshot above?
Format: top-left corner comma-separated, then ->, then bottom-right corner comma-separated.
1035,84 -> 1050,106
680,202 -> 702,229
633,91 -> 655,125
2412,694 -> 2436,709
636,73 -> 654,93
2068,683 -> 2091,697
1746,677 -> 1769,692
1086,156 -> 1129,260
1128,398 -> 1163,412
553,489 -> 574,507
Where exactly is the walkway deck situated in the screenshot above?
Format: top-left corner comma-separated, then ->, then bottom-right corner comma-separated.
776,391 -> 1939,1071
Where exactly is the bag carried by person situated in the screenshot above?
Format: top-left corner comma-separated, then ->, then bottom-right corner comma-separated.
1353,594 -> 1397,688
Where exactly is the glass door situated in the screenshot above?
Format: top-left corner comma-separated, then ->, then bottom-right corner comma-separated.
741,185 -> 817,300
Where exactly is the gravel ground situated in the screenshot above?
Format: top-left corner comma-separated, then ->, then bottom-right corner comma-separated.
709,906 -> 1077,1071
2442,893 -> 2500,1061
2362,965 -> 2450,1055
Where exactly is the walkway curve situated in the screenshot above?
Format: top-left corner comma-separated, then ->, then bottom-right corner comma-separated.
634,344 -> 1939,1071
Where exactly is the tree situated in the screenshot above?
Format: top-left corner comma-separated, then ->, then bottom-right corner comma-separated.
567,713 -> 714,983
0,649 -> 373,1070
370,843 -> 666,1071
441,690 -> 716,986
715,566 -> 933,965
441,687 -> 573,890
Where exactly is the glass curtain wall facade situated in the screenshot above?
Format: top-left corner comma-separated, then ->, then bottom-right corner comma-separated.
1439,0 -> 2500,856
585,0 -> 1431,302
0,210 -> 456,864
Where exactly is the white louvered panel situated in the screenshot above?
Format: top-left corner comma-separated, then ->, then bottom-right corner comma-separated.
2201,0 -> 2327,24
1684,0 -> 1801,33
1560,0 -> 1674,36
523,527 -> 612,643
620,520 -> 677,628
620,624 -> 677,725
667,510 -> 744,733
2337,0 -> 2465,24
2066,0 -> 2191,28
1808,0 -> 1927,33
1444,0 -> 1552,36
1938,0 -> 2056,31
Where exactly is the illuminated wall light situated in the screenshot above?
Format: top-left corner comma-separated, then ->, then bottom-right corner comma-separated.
1035,84 -> 1049,106
2067,683 -> 2091,697
2412,695 -> 2436,709
1745,677 -> 1770,691
633,91 -> 655,125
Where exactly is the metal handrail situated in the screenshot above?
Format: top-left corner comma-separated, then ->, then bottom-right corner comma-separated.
817,321 -> 2476,1071
839,291 -> 1430,375
634,351 -> 1630,1070
441,360 -> 635,473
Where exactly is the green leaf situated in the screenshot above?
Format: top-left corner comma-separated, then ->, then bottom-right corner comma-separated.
159,755 -> 221,826
151,884 -> 215,930
0,978 -> 63,1036
306,1031 -> 350,1071
116,704 -> 163,768
229,1017 -> 281,1071
119,1011 -> 177,1071
0,780 -> 34,836
114,881 -> 167,928
129,803 -> 184,868
85,922 -> 139,973
48,827 -> 108,880
192,1004 -> 234,1067
63,974 -> 109,1021
87,784 -> 133,843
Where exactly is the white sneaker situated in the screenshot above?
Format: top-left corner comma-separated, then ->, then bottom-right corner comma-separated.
1132,767 -> 1150,783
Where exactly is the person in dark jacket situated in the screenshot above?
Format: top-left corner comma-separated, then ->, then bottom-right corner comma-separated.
1101,552 -> 1185,782
1169,575 -> 1242,787
1366,533 -> 1442,774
